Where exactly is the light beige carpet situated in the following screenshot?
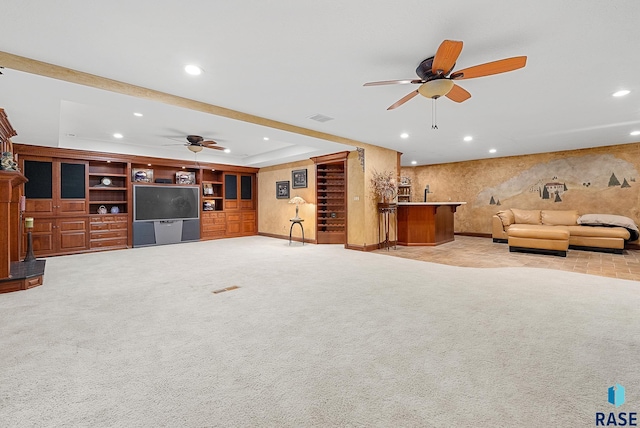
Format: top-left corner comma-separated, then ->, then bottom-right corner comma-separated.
1,236 -> 639,427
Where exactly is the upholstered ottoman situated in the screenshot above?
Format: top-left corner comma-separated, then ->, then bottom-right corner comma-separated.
507,224 -> 570,257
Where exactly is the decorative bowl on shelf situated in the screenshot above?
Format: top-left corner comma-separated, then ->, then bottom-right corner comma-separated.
110,206 -> 120,214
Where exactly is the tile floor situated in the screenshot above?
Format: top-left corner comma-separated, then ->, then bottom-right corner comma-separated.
373,236 -> 640,282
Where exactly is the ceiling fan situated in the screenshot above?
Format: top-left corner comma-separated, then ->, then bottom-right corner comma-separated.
364,40 -> 527,111
182,135 -> 226,153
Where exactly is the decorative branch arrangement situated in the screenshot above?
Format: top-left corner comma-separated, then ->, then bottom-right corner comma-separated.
370,169 -> 398,204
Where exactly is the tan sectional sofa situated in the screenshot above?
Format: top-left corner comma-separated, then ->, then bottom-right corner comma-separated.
492,209 -> 636,255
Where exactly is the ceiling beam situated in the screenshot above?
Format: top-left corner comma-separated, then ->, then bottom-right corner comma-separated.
0,50 -> 368,149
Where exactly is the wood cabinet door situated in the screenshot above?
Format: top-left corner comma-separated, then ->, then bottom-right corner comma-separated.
57,217 -> 89,252
22,158 -> 87,216
26,217 -> 55,256
22,217 -> 89,257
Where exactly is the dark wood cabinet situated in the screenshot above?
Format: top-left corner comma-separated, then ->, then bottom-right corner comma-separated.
224,173 -> 255,211
201,211 -> 226,239
21,157 -> 90,256
221,173 -> 256,237
25,216 -> 89,256
23,158 -> 88,216
89,214 -> 128,249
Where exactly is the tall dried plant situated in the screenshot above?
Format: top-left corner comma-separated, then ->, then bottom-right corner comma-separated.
370,169 -> 397,203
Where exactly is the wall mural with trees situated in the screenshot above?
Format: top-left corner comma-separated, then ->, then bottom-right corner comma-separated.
401,143 -> 640,240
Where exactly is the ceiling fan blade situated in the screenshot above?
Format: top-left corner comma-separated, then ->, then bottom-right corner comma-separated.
450,56 -> 527,80
364,79 -> 424,86
201,140 -> 225,150
432,40 -> 463,76
445,83 -> 472,103
387,90 -> 419,110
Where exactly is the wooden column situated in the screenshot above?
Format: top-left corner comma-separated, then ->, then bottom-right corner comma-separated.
0,171 -> 27,279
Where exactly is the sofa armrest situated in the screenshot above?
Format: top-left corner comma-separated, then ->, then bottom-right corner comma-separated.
492,215 -> 509,241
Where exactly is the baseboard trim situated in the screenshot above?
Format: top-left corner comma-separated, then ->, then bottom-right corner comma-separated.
346,242 -> 397,252
258,232 -> 316,244
455,232 -> 492,239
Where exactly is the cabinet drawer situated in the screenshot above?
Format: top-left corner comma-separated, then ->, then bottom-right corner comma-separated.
110,221 -> 128,231
25,276 -> 43,289
203,223 -> 226,232
90,222 -> 109,231
59,219 -> 88,231
90,238 -> 127,249
203,230 -> 226,238
91,230 -> 127,240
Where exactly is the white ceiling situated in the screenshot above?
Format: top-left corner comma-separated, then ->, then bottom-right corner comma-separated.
1,1 -> 639,167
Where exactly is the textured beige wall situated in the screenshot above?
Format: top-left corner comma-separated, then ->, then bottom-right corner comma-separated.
401,143 -> 640,239
257,144 -> 398,248
258,159 -> 316,240
361,145 -> 398,247
347,150 -> 366,245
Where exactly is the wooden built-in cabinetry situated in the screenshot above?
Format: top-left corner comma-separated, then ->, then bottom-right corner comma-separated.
90,214 -> 128,249
313,152 -> 348,245
13,144 -> 258,257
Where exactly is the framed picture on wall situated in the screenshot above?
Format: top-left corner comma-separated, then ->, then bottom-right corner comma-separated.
292,169 -> 307,188
276,181 -> 290,199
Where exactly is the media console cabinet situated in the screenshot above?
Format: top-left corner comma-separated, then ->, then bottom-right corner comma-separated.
12,144 -> 258,258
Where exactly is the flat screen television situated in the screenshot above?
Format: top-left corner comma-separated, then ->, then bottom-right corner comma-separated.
133,185 -> 200,222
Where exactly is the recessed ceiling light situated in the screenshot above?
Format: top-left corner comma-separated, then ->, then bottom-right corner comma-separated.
133,112 -> 143,117
613,90 -> 630,97
411,160 -> 417,165
113,133 -> 123,139
147,164 -> 152,167
263,137 -> 269,141
224,148 -> 231,153
400,133 -> 409,139
184,64 -> 202,76
631,130 -> 640,136
489,149 -> 497,154
463,136 -> 473,142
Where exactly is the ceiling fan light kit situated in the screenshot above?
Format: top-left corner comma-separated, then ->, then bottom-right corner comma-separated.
187,144 -> 204,153
418,80 -> 454,99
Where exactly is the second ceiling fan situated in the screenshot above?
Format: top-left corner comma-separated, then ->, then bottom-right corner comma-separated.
364,40 -> 527,110
183,135 -> 226,153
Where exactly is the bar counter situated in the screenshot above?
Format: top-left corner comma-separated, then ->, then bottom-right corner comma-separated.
397,202 -> 467,246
